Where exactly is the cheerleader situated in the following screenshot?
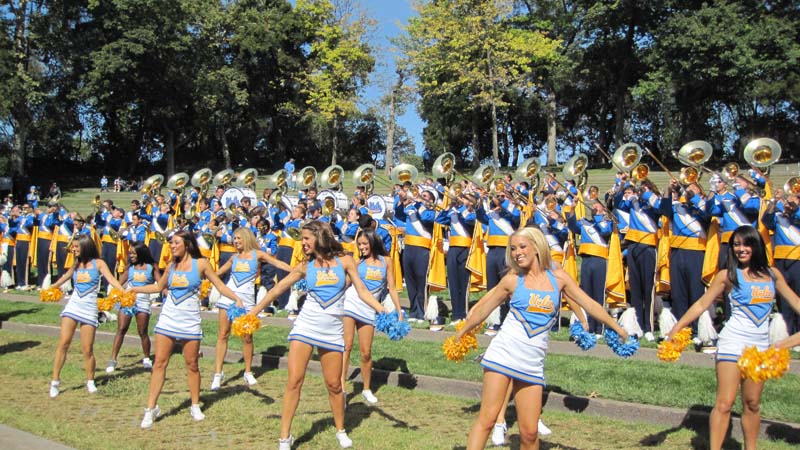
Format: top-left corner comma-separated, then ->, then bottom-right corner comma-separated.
130,230 -> 245,429
210,227 -> 291,390
341,229 -> 403,405
106,242 -> 160,373
49,234 -> 126,398
667,226 -> 800,450
249,221 -> 386,450
457,227 -> 627,450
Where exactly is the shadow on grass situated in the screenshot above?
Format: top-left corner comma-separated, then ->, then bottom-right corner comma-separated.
0,339 -> 40,354
160,383 -> 275,420
0,304 -> 43,322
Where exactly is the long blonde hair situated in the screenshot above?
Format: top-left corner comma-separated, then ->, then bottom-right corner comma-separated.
505,227 -> 553,275
233,227 -> 259,253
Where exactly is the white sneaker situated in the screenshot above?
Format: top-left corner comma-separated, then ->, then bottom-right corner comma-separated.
449,319 -> 464,328
49,380 -> 60,398
190,404 -> 205,421
278,436 -> 294,450
335,429 -> 353,449
86,380 -> 97,394
538,418 -> 552,436
361,389 -> 378,404
491,422 -> 507,446
142,357 -> 153,370
644,332 -> 655,342
243,371 -> 258,386
105,360 -> 117,373
140,405 -> 160,429
210,372 -> 223,391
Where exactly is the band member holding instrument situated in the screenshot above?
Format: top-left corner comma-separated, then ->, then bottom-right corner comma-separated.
395,187 -> 436,323
763,189 -> 800,335
435,192 -> 478,325
14,203 -> 35,290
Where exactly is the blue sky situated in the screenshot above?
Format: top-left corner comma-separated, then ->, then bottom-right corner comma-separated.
359,0 -> 425,154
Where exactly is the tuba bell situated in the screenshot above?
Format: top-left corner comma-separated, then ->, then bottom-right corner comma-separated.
191,168 -> 213,194
471,164 -> 496,187
611,143 -> 643,173
390,164 -> 419,185
562,153 -> 589,182
166,172 -> 190,193
432,152 -> 456,182
265,169 -> 288,194
784,177 -> 800,195
140,174 -> 165,195
297,166 -> 317,190
352,164 -> 376,193
320,165 -> 344,191
213,169 -> 235,188
743,138 -> 781,171
235,168 -> 259,189
676,140 -> 713,167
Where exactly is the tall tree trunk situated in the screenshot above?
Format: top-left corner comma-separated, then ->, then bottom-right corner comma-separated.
546,90 -> 557,166
331,116 -> 338,166
487,49 -> 499,167
471,113 -> 480,168
614,6 -> 636,147
218,120 -> 231,169
10,0 -> 30,176
385,82 -> 398,174
499,121 -> 509,167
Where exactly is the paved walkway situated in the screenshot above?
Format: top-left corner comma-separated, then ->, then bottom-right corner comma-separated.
0,424 -> 75,450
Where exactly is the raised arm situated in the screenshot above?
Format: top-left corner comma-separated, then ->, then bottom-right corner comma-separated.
215,257 -> 234,277
199,259 -> 243,308
457,274 -> 516,338
129,265 -> 170,294
250,265 -> 305,315
555,268 -> 628,340
667,270 -> 729,340
52,266 -> 76,289
95,259 -> 126,292
257,250 -> 292,272
343,255 -> 385,313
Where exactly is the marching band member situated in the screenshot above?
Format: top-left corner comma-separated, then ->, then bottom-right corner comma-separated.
14,204 -> 35,290
94,202 -> 125,287
341,228 -> 404,405
763,189 -> 800,335
336,208 -> 360,255
215,215 -> 236,282
257,218 -> 280,299
148,202 -> 173,269
124,212 -> 148,244
567,201 -> 612,335
615,180 -> 661,340
34,202 -> 59,287
273,203 -> 306,311
435,192 -> 477,325
132,230 -> 245,428
0,208 -> 14,291
53,209 -> 74,278
26,186 -> 39,210
49,234 -> 126,398
395,186 -> 436,323
476,185 -> 521,334
527,194 -> 568,265
107,241 -> 160,374
660,180 -> 710,334
211,227 -> 291,389
248,221 -> 386,450
708,174 -> 761,269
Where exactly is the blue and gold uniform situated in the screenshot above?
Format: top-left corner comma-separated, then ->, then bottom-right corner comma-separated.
60,261 -> 101,327
154,259 -> 203,341
567,211 -> 612,334
34,208 -> 59,286
289,258 -> 347,351
14,211 -> 34,288
435,204 -> 475,321
763,202 -> 800,334
344,256 -> 388,326
395,198 -> 435,321
128,264 -> 156,314
218,250 -> 259,311
716,268 -> 775,362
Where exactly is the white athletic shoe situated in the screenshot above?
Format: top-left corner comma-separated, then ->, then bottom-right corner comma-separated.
140,405 -> 160,429
491,422 -> 507,446
538,418 -> 552,436
644,332 -> 655,342
190,404 -> 205,421
335,429 -> 353,449
142,357 -> 153,370
278,435 -> 294,450
105,359 -> 117,373
49,380 -> 60,399
86,380 -> 98,394
361,389 -> 378,404
243,371 -> 258,386
210,372 -> 223,391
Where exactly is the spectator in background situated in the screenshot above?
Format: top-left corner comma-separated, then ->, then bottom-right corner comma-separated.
423,149 -> 431,173
284,158 -> 296,190
49,182 -> 61,199
100,175 -> 109,192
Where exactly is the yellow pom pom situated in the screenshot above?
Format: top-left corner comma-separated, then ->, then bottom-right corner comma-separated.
657,341 -> 682,362
738,346 -> 791,382
672,327 -> 693,352
231,314 -> 261,337
199,279 -> 211,299
97,296 -> 116,312
39,287 -> 63,303
443,336 -> 468,362
119,291 -> 136,308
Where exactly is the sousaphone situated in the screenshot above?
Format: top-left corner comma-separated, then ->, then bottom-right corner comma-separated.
353,164 -> 376,193
166,172 -> 190,193
191,168 -> 213,193
320,165 -> 344,191
390,164 -> 419,185
235,168 -> 259,188
676,140 -> 713,186
297,166 -> 317,190
213,169 -> 235,188
514,157 -> 541,194
432,152 -> 456,183
140,174 -> 165,195
743,138 -> 781,170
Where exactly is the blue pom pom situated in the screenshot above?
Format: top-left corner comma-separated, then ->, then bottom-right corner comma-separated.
570,322 -> 596,351
293,279 -> 308,291
604,329 -> 639,358
375,312 -> 410,340
120,306 -> 136,317
227,305 -> 246,322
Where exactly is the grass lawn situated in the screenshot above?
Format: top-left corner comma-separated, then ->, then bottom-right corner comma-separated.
2,299 -> 799,425
1,329 -> 798,450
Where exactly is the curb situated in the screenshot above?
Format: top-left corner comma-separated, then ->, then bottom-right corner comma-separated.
0,424 -> 76,450
1,320 -> 798,443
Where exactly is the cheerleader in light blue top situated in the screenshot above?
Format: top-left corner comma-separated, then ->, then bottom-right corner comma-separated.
457,227 -> 627,450
128,230 -> 245,429
250,221 -> 386,450
211,227 -> 291,390
341,229 -> 404,405
667,225 -> 800,450
106,242 -> 161,374
49,234 -> 126,399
